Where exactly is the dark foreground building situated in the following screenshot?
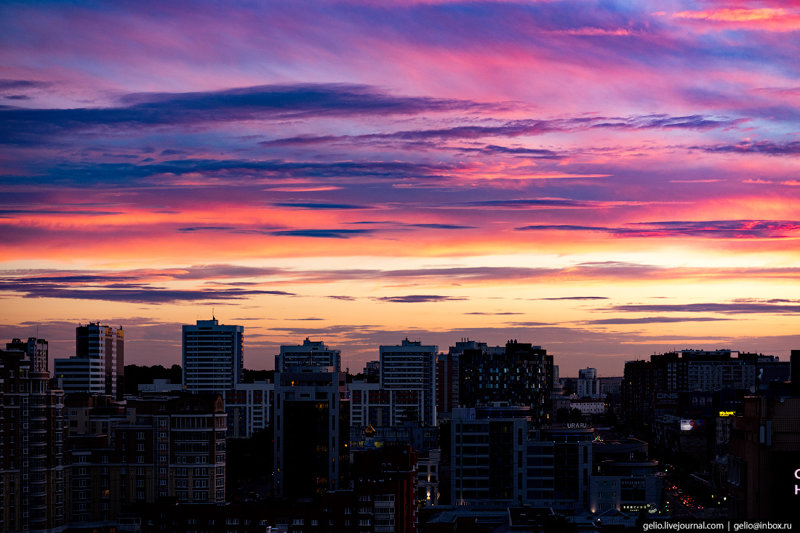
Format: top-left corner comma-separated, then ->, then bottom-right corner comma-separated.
0,339 -> 68,532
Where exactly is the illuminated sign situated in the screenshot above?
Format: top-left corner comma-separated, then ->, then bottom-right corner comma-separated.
795,468 -> 800,496
718,411 -> 736,417
680,419 -> 704,431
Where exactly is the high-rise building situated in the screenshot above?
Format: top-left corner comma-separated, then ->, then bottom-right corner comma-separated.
380,339 -> 437,426
727,395 -> 800,520
590,438 -> 662,515
363,360 -> 380,380
54,356 -> 105,394
273,366 -> 349,499
1,341 -> 68,532
76,323 -> 124,399
64,393 -> 227,523
324,446 -> 418,533
458,340 -> 553,426
622,349 -> 787,426
437,340 -> 486,418
182,318 -> 244,394
577,367 -> 600,399
6,337 -> 49,373
621,360 -> 653,425
442,408 -> 592,512
224,381 -> 273,439
276,337 -> 341,372
54,323 -> 124,398
349,381 -> 425,428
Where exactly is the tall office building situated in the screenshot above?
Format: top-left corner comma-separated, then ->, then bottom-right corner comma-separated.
276,337 -> 341,372
380,339 -> 438,426
458,340 -> 554,426
1,340 -> 67,532
727,395 -> 800,520
621,349 -> 785,425
53,323 -> 124,398
182,318 -> 244,394
273,366 -> 349,499
6,337 -> 49,373
437,340 -> 488,417
577,367 -> 600,399
443,408 -> 593,512
76,323 -> 124,399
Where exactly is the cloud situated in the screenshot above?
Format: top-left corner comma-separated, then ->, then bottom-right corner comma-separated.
19,158 -> 458,187
0,83 -> 491,144
0,208 -> 124,216
177,226 -> 236,232
261,113 -> 741,147
466,311 -> 524,315
673,8 -> 800,32
695,140 -> 800,156
375,294 -> 467,303
0,79 -> 52,90
169,264 -> 286,280
516,220 -> 800,239
0,281 -> 296,304
538,296 -> 609,301
592,114 -> 743,130
463,198 -> 658,209
459,144 -> 563,159
610,301 -> 800,315
407,223 -> 475,230
586,316 -> 732,325
5,263 -> 800,307
269,229 -> 374,238
273,202 -> 369,210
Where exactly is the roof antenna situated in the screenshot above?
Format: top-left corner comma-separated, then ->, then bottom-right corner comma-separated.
212,307 -> 216,320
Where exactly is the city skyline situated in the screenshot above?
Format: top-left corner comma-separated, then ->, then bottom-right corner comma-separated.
2,1 -> 800,375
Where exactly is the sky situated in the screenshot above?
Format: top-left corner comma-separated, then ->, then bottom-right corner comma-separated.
1,0 -> 799,376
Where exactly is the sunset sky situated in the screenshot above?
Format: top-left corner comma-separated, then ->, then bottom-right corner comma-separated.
1,0 -> 799,375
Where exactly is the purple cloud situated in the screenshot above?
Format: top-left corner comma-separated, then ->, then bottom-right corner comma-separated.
376,294 -> 467,303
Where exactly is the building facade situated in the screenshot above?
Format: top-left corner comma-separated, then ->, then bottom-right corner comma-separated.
1,341 -> 68,533
726,395 -> 800,521
380,339 -> 437,427
458,341 -> 553,426
54,324 -> 124,399
224,381 -> 273,439
276,338 -> 341,372
182,318 -> 244,394
273,366 -> 349,499
443,409 -> 592,513
577,367 -> 600,399
64,394 -> 227,525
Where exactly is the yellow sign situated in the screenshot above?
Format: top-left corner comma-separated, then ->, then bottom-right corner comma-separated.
718,410 -> 735,417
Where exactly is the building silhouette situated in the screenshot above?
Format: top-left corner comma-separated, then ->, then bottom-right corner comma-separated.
64,393 -> 227,524
273,366 -> 349,499
182,318 -> 243,394
276,338 -> 341,372
380,339 -> 437,426
1,339 -> 67,532
458,340 -> 553,426
54,323 -> 124,399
